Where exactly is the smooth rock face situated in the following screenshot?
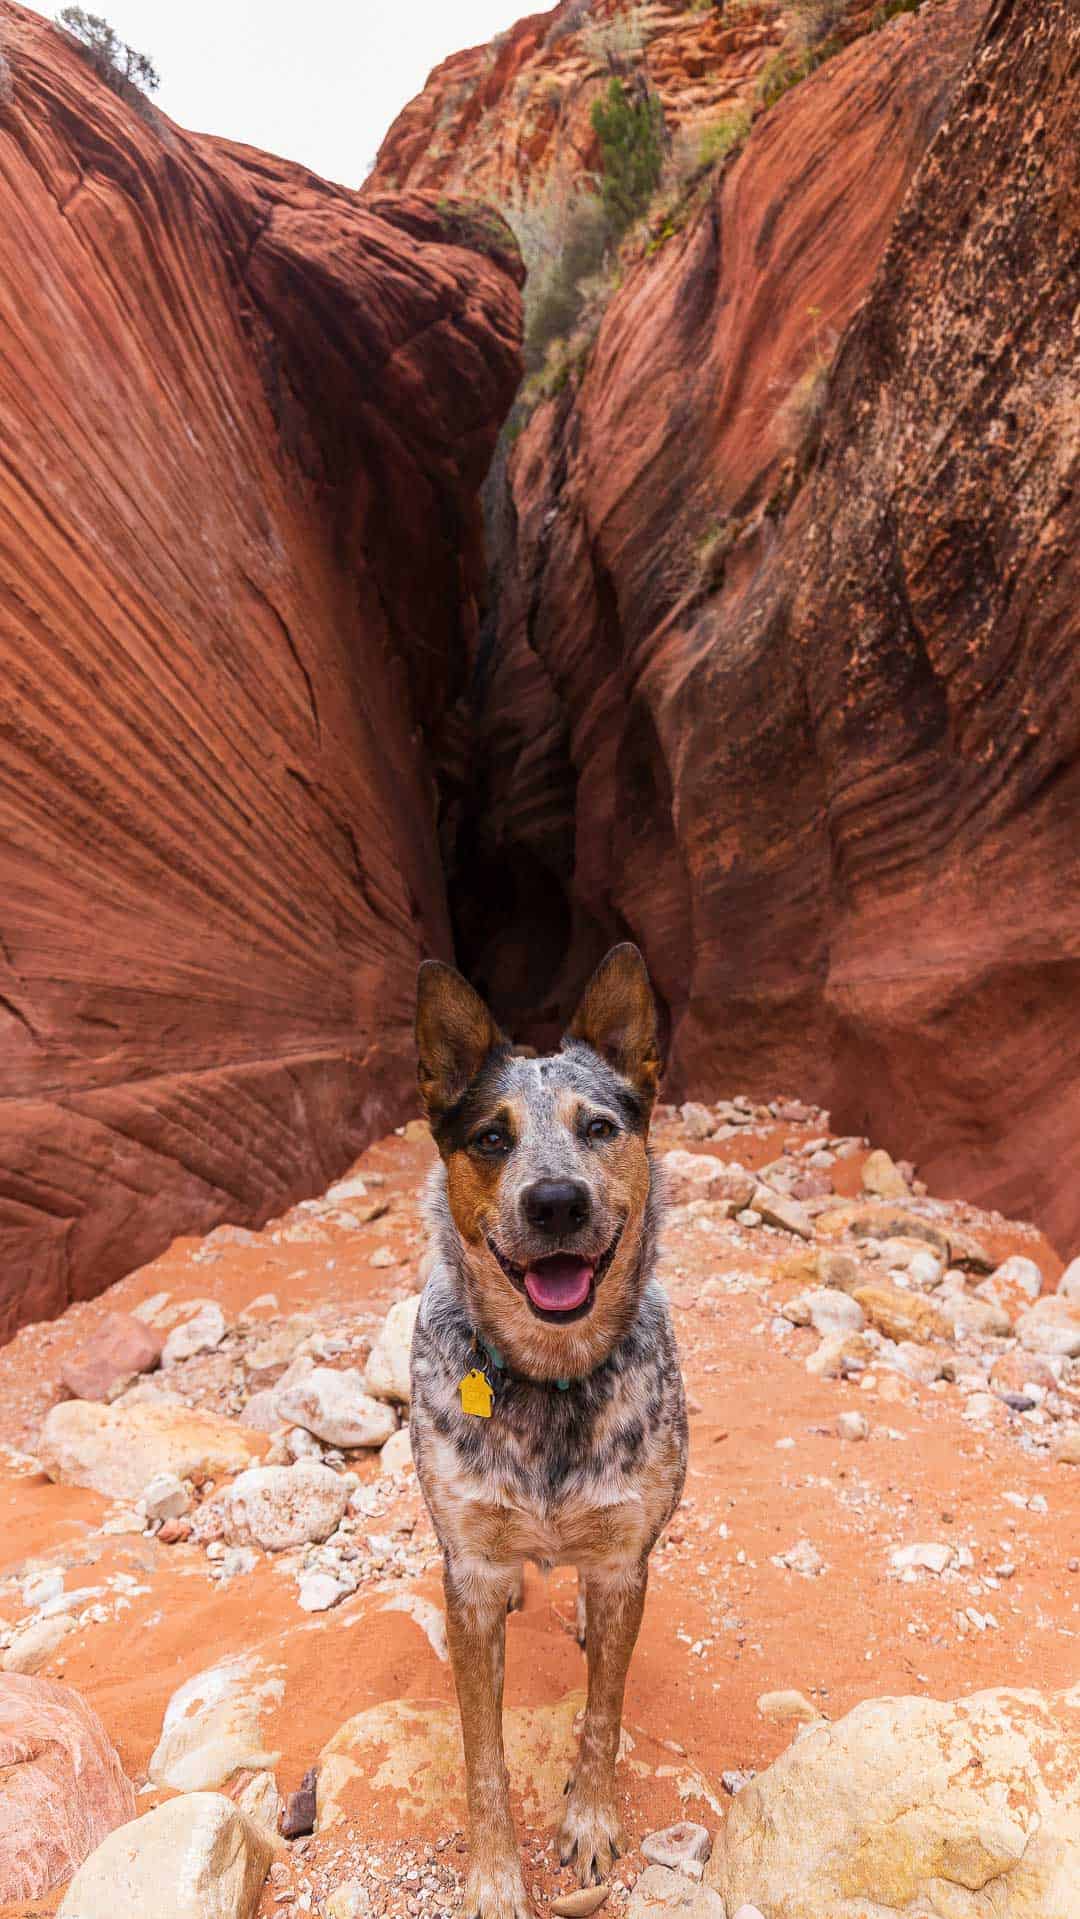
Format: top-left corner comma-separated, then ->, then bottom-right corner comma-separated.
221,1462 -> 351,1552
59,1313 -> 163,1402
148,1656 -> 282,1793
0,1673 -> 136,1901
57,1791 -> 272,1918
364,1294 -> 421,1403
395,0 -> 1080,1255
276,1368 -> 397,1447
38,1400 -> 262,1500
0,3 -> 522,1341
708,1687 -> 1080,1917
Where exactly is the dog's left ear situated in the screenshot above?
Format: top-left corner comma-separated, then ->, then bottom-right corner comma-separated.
416,960 -> 507,1126
564,943 -> 661,1112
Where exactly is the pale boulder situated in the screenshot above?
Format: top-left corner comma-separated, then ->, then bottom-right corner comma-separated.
1016,1298 -> 1080,1358
58,1791 -> 270,1918
148,1654 -> 282,1792
627,1865 -> 726,1919
860,1149 -> 909,1198
0,1673 -> 135,1901
2,1613 -> 74,1674
275,1368 -> 396,1447
661,1150 -> 755,1210
364,1294 -> 421,1403
220,1461 -> 351,1552
1058,1256 -> 1080,1300
752,1187 -> 814,1240
680,1102 -> 716,1140
708,1685 -> 1080,1918
38,1401 -> 262,1501
161,1301 -> 227,1366
380,1426 -> 414,1475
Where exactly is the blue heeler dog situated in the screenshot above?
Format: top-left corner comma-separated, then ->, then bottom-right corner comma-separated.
410,943 -> 688,1919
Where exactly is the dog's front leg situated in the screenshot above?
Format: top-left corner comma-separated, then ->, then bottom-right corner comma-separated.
445,1556 -> 532,1919
559,1559 -> 647,1883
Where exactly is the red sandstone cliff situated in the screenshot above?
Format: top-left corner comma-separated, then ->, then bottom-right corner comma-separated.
0,3 -> 522,1335
389,0 -> 1080,1247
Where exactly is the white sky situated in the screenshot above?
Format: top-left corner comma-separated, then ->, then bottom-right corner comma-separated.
25,0 -> 533,188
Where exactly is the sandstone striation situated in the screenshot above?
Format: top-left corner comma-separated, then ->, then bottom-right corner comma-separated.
0,2 -> 522,1335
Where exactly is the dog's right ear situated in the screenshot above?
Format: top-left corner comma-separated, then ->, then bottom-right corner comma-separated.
415,961 -> 506,1126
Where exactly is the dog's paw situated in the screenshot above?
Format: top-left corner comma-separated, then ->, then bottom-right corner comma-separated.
558,1792 -> 627,1885
461,1859 -> 534,1919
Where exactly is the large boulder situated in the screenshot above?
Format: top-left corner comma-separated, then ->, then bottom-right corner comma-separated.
707,1686 -> 1080,1917
275,1367 -> 397,1447
364,1294 -> 422,1403
57,1791 -> 271,1918
38,1399 -> 263,1499
219,1461 -> 351,1552
148,1654 -> 282,1793
0,4 -> 522,1341
0,1672 -> 136,1901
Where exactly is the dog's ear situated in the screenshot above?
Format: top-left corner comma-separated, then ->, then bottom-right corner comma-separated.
416,961 -> 506,1125
564,943 -> 661,1111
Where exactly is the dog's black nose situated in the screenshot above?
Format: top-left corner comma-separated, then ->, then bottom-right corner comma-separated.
522,1178 -> 591,1238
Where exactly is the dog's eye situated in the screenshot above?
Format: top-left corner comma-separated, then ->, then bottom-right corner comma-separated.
585,1115 -> 616,1141
472,1128 -> 511,1156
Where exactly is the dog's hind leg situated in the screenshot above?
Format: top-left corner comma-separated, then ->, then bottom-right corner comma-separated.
444,1556 -> 533,1919
558,1560 -> 647,1884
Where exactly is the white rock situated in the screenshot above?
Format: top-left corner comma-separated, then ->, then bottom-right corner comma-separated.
890,1541 -> 954,1575
297,1568 -> 356,1613
233,1769 -> 280,1839
364,1294 -> 421,1403
680,1102 -> 716,1140
284,1425 -> 323,1462
220,1461 -> 351,1553
661,1150 -> 756,1210
370,1246 -> 399,1269
707,1686 -> 1080,1917
57,1791 -> 271,1918
1,1613 -> 75,1673
804,1288 -> 864,1336
836,1411 -> 869,1441
148,1655 -> 282,1791
627,1865 -> 726,1919
140,1470 -> 191,1522
642,1821 -> 712,1878
275,1368 -> 396,1447
1017,1297 -> 1080,1356
1058,1256 -> 1080,1300
324,1173 -> 369,1204
982,1255 -> 1043,1304
161,1302 -> 227,1368
752,1187 -> 813,1240
380,1426 -> 414,1475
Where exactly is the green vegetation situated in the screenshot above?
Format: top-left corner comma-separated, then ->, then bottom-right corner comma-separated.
694,104 -> 751,169
757,36 -> 840,109
55,7 -> 160,97
591,76 -> 665,237
870,0 -> 923,22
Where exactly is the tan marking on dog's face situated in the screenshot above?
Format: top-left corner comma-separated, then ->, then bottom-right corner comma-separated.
439,1064 -> 653,1378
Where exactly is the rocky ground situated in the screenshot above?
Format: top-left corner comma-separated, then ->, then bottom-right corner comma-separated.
3,1101 -> 1080,1918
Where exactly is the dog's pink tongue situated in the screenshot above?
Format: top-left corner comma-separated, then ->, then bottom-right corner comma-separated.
524,1255 -> 594,1312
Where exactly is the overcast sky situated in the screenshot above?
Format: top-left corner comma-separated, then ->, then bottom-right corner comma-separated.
26,0 -> 531,187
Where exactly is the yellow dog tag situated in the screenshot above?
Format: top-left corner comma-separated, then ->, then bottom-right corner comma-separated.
459,1368 -> 494,1418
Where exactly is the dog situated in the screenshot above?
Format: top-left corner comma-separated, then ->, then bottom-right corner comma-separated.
410,942 -> 688,1919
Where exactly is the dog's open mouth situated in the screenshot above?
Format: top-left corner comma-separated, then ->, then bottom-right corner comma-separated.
523,1253 -> 594,1314
487,1228 -> 622,1321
